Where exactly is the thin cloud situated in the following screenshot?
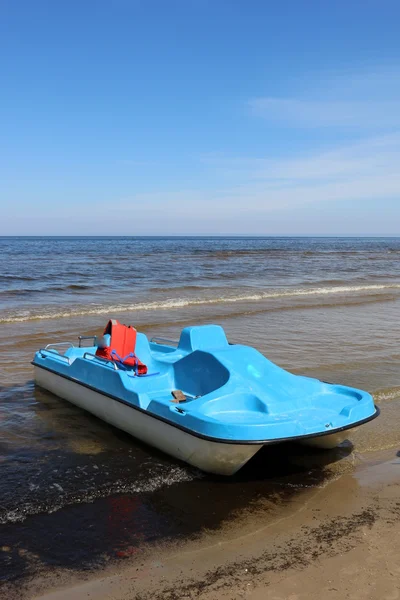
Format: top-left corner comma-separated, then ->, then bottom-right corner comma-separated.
249,66 -> 400,128
125,133 -> 400,216
202,132 -> 400,185
249,97 -> 400,128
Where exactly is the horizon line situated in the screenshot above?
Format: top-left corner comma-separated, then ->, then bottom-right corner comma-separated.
1,234 -> 400,239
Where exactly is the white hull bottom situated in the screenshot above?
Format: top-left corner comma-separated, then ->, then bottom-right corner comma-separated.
34,367 -> 262,476
34,367 -> 354,474
299,430 -> 352,449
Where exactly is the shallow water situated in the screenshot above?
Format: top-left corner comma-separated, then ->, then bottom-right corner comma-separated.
0,236 -> 399,589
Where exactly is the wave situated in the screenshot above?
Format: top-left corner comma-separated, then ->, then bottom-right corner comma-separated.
149,285 -> 213,293
1,283 -> 400,324
0,274 -> 37,282
373,387 -> 400,404
0,284 -> 93,297
65,284 -> 91,290
195,249 -> 286,258
193,249 -> 400,258
0,273 -> 72,282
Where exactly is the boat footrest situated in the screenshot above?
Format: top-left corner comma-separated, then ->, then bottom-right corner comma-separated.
171,390 -> 186,403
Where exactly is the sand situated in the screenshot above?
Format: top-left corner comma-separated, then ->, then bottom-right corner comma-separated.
29,448 -> 400,600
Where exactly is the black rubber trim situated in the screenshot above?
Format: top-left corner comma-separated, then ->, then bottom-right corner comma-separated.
32,361 -> 380,446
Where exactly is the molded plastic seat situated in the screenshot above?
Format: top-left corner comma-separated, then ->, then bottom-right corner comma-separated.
173,350 -> 230,397
178,325 -> 229,353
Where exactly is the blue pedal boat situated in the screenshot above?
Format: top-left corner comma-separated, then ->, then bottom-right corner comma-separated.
32,321 -> 379,475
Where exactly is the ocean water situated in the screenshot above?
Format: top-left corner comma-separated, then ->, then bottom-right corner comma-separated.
1,236 -> 400,587
2,236 -> 400,325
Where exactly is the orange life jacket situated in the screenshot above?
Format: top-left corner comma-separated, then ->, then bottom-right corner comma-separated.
95,319 -> 148,375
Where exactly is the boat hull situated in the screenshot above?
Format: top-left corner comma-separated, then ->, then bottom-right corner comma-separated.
34,366 -> 262,476
299,430 -> 353,449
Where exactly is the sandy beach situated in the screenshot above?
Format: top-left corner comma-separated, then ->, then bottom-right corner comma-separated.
22,448 -> 400,600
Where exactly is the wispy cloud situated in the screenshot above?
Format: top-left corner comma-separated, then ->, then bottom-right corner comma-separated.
202,132 -> 400,184
189,67 -> 400,223
249,66 -> 400,129
6,131 -> 399,234
249,97 -> 400,128
119,131 -> 400,227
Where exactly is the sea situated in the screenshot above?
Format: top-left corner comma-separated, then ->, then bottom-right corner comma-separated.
1,236 -> 400,590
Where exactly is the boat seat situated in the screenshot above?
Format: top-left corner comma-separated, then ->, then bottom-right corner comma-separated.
178,325 -> 229,353
174,350 -> 229,396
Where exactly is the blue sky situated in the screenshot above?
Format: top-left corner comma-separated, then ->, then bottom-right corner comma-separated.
1,0 -> 400,235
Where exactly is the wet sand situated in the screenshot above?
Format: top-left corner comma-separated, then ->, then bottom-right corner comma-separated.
24,448 -> 400,600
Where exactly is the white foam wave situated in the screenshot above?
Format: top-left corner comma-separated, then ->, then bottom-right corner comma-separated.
1,283 -> 400,323
0,465 -> 197,524
373,387 -> 400,403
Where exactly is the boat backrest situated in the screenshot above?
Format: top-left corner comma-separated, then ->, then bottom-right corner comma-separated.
97,334 -> 111,349
134,332 -> 155,366
178,325 -> 229,353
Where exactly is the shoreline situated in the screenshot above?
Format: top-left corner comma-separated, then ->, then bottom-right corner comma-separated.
10,447 -> 399,600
